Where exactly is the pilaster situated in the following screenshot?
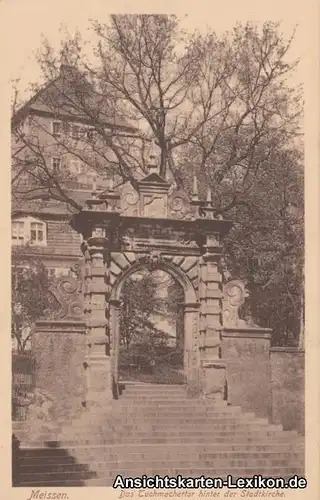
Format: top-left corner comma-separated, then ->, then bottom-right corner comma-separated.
109,298 -> 122,398
199,234 -> 226,400
82,228 -> 113,407
183,301 -> 201,396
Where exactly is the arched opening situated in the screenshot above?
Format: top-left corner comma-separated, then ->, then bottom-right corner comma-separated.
117,268 -> 185,384
109,259 -> 199,393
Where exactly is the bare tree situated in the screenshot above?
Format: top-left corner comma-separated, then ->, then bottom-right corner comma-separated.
12,16 -> 301,208
11,15 -> 304,345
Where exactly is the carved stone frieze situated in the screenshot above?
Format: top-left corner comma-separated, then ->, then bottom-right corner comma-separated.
118,182 -> 196,221
119,225 -> 200,255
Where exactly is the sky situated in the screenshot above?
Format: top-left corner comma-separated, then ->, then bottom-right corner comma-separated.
0,0 -> 315,99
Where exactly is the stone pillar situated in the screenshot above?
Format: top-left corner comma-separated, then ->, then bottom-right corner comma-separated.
183,302 -> 201,396
199,234 -> 226,400
109,299 -> 121,397
83,229 -> 113,408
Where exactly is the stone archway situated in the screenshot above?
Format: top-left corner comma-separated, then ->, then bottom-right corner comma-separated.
71,153 -> 234,410
109,256 -> 199,395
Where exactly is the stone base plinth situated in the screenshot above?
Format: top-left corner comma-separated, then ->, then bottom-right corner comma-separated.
33,320 -> 86,422
84,355 -> 113,409
221,327 -> 272,418
202,360 -> 226,401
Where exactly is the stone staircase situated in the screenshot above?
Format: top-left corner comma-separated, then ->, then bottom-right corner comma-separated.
16,382 -> 304,487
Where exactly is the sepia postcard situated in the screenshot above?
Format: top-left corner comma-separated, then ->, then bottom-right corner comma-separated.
0,1 -> 319,499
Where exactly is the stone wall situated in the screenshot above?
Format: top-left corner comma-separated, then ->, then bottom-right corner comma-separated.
221,328 -> 272,419
270,347 -> 305,435
32,320 -> 86,421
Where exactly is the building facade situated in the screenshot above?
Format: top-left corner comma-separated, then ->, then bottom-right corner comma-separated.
12,63 -> 139,276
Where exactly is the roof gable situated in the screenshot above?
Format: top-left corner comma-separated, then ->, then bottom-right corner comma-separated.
13,65 -> 137,132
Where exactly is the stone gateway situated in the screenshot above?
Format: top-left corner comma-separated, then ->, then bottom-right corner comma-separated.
14,157 -> 304,487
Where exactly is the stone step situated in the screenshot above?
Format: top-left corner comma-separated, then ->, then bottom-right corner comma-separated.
120,394 -> 190,400
120,398 -> 196,403
63,427 -> 298,438
17,480 -> 91,487
59,420 -> 277,435
20,455 -> 304,474
19,466 -> 304,484
55,412 -> 278,426
16,380 -> 304,489
20,450 -> 303,465
114,399 -> 229,406
22,435 -> 301,447
62,420 -> 272,433
119,387 -> 186,393
72,406 -> 244,425
20,442 -> 304,457
19,474 -> 305,488
119,382 -> 185,388
60,414 -> 270,432
55,430 -> 298,444
114,409 -> 256,418
84,474 -> 305,487
58,426 -> 279,441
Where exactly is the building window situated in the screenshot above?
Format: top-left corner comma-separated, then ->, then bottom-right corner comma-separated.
30,222 -> 44,244
11,217 -> 47,247
87,173 -> 96,188
51,157 -> 61,172
70,159 -> 82,175
71,124 -> 86,140
52,121 -> 62,138
53,120 -> 92,140
12,221 -> 25,245
71,124 -> 80,139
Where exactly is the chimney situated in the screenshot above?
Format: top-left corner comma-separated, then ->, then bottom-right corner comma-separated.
59,49 -> 79,83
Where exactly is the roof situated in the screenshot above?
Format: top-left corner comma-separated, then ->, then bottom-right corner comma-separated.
12,65 -> 138,133
12,188 -> 91,218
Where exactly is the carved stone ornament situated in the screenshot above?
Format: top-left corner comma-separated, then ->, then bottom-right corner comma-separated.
120,183 -> 140,216
222,279 -> 249,328
168,190 -> 194,220
48,268 -> 85,320
138,251 -> 163,271
118,182 -> 195,220
70,259 -> 86,294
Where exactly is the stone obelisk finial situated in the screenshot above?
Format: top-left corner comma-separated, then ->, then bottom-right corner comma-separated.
148,139 -> 160,175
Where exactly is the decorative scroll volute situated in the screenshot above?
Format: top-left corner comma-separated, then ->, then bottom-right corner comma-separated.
167,190 -> 194,220
48,261 -> 85,320
222,279 -> 249,327
119,182 -> 140,216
